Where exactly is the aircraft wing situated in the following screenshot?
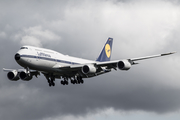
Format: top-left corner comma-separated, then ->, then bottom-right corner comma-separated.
130,52 -> 176,61
3,68 -> 25,72
3,68 -> 15,72
95,51 -> 176,70
52,51 -> 175,75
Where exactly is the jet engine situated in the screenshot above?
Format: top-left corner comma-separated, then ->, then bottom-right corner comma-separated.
82,64 -> 97,74
117,59 -> 132,70
7,70 -> 19,81
19,71 -> 32,81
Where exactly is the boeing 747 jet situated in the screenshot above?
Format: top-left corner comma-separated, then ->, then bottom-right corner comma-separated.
3,38 -> 175,87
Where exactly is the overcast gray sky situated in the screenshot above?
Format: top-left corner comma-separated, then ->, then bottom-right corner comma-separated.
0,0 -> 180,120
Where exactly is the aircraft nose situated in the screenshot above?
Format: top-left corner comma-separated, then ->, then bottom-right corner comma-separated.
15,53 -> 21,60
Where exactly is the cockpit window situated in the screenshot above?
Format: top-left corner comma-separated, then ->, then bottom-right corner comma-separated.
20,47 -> 28,49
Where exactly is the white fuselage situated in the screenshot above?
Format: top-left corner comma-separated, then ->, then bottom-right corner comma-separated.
16,46 -> 95,74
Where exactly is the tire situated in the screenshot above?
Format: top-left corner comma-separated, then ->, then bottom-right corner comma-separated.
61,80 -> 64,85
52,82 -> 55,86
65,81 -> 68,85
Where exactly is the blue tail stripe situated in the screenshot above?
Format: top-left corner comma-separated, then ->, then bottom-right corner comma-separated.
96,37 -> 113,62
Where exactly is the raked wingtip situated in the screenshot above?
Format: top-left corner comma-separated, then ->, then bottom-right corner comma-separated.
161,51 -> 176,56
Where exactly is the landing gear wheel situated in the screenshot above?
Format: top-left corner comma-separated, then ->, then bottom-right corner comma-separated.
78,80 -> 81,84
46,76 -> 56,87
48,80 -> 50,84
81,80 -> 84,84
65,81 -> 68,85
74,80 -> 77,84
52,82 -> 55,86
71,80 -> 74,84
61,80 -> 66,85
61,80 -> 64,85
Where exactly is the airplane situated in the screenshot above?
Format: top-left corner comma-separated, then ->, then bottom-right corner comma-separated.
3,38 -> 175,87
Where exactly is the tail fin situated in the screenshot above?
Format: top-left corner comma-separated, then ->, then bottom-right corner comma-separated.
96,37 -> 113,62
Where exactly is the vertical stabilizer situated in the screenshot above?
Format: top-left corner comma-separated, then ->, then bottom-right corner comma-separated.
96,37 -> 113,62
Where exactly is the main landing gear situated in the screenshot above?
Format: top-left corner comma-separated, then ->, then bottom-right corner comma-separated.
46,76 -> 55,87
60,76 -> 84,85
46,76 -> 84,87
61,77 -> 69,85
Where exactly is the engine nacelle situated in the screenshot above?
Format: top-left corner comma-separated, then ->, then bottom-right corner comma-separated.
19,71 -> 32,81
82,64 -> 97,74
117,59 -> 132,70
7,70 -> 19,81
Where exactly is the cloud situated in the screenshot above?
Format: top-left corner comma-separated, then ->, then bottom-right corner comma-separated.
0,32 -> 6,38
16,26 -> 61,47
21,36 -> 42,47
42,108 -> 180,120
23,26 -> 60,41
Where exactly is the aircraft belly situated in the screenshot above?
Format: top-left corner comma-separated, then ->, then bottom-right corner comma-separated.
18,58 -> 55,71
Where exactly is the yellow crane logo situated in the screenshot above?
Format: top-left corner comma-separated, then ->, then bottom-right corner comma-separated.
105,44 -> 111,58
